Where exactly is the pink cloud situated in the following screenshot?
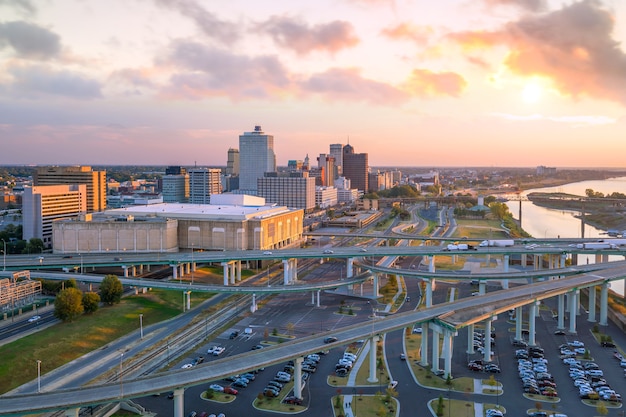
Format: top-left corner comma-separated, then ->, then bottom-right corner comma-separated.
402,69 -> 467,97
380,23 -> 434,45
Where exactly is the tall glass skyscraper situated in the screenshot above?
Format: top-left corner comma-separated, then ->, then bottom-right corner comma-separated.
239,126 -> 276,193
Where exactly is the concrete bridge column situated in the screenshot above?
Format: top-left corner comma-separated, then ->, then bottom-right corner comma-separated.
420,323 -> 429,367
294,357 -> 303,399
139,264 -> 144,274
534,255 -> 540,270
64,409 -> 79,417
478,281 -> 486,296
502,255 -> 509,289
173,388 -> 185,417
171,264 -> 178,280
595,254 -> 602,264
311,291 -> 315,305
431,329 -> 440,373
346,258 -> 354,278
236,261 -> 241,282
483,319 -> 492,362
568,290 -> 577,333
131,266 -> 137,277
576,289 -> 581,316
529,302 -> 537,346
251,293 -> 257,313
372,273 -> 379,297
467,324 -> 475,354
179,264 -> 185,280
229,263 -> 236,285
515,307 -> 523,340
571,253 -> 578,265
185,291 -> 191,311
122,266 -> 129,277
602,254 -> 609,263
425,279 -> 433,308
184,263 -> 190,275
600,283 -> 609,326
428,256 -> 436,273
443,329 -> 454,379
291,259 -> 298,282
367,336 -> 379,383
557,294 -> 565,330
282,260 -> 290,285
221,262 -> 229,286
588,286 -> 597,322
316,290 -> 321,307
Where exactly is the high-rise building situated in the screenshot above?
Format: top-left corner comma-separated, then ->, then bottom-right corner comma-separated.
329,144 -> 343,177
342,144 -> 369,192
189,168 -> 222,204
162,166 -> 189,203
239,125 -> 276,193
226,148 -> 240,176
257,172 -> 316,212
34,165 -> 106,212
316,154 -> 335,186
23,184 -> 87,248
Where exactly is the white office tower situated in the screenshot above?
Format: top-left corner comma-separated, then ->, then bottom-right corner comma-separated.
329,143 -> 343,176
188,168 -> 222,204
239,125 -> 276,193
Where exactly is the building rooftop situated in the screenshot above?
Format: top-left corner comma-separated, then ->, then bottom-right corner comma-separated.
105,202 -> 295,221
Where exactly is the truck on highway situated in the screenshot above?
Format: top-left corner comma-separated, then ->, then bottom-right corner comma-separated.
443,243 -> 476,251
575,242 -> 617,250
479,239 -> 514,247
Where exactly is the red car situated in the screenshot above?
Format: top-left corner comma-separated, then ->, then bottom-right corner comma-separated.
468,363 -> 482,371
541,390 -> 558,397
223,386 -> 238,395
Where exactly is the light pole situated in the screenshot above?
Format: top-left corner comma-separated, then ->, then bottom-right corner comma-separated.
36,360 -> 41,393
267,265 -> 270,287
79,253 -> 83,275
191,244 -> 194,285
119,353 -> 124,398
139,314 -> 143,339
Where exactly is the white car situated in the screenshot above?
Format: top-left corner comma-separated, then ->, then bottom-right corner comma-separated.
212,346 -> 226,356
181,363 -> 193,369
263,251 -> 273,255
323,249 -> 334,254
28,315 -> 41,323
209,384 -> 224,392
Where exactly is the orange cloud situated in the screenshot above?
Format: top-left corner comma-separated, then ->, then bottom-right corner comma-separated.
402,69 -> 467,97
380,23 -> 433,45
448,0 -> 626,105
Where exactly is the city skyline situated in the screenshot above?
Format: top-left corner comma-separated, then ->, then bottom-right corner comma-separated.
1,0 -> 625,168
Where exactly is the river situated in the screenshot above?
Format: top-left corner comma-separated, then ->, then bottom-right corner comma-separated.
505,176 -> 626,295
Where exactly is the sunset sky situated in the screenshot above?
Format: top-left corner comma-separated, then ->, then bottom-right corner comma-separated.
1,0 -> 625,168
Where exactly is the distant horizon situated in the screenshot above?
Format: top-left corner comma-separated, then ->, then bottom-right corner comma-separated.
1,1 -> 625,167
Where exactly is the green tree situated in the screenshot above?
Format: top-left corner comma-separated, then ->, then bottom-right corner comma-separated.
82,292 -> 101,314
99,274 -> 123,305
54,287 -> 84,321
23,238 -> 44,254
596,402 -> 608,416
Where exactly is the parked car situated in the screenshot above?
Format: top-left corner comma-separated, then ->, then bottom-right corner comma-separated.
231,379 -> 248,388
212,346 -> 226,356
209,384 -> 224,392
263,387 -> 279,397
229,330 -> 240,339
284,396 -> 303,405
223,386 -> 238,395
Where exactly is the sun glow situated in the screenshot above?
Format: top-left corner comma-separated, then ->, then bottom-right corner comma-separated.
522,82 -> 543,103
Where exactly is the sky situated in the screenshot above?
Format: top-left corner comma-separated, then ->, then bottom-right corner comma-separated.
1,0 -> 626,168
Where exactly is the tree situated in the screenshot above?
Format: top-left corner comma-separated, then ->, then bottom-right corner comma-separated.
23,238 -> 44,254
82,292 -> 101,314
54,287 -> 84,321
100,274 -> 123,305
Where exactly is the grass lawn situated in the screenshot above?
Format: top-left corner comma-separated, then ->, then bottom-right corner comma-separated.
453,220 -> 509,240
0,289 -> 213,394
333,394 -> 398,417
429,397 -> 480,417
434,255 -> 466,271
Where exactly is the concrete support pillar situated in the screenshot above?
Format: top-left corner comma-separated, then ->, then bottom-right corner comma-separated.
420,323 -> 429,367
431,329 -> 440,373
179,264 -> 184,280
467,323 -> 475,354
316,290 -> 320,308
602,254 -> 609,263
251,293 -> 257,313
600,283 -> 609,326
595,254 -> 602,264
122,266 -> 129,278
64,409 -> 80,417
588,286 -> 597,322
291,259 -> 298,282
367,336 -> 379,382
311,291 -> 315,305
185,291 -> 191,311
571,253 -> 578,265
478,281 -> 486,296
443,330 -> 454,379
294,357 -> 303,398
557,294 -> 565,330
229,263 -> 236,285
236,261 -> 241,282
347,258 -> 354,278
515,307 -> 523,340
372,273 -> 379,297
221,263 -> 229,286
428,255 -> 436,273
529,302 -> 537,346
425,280 -> 433,308
171,264 -> 178,280
502,255 -> 510,289
533,255 -> 540,270
483,319 -> 492,362
282,259 -> 290,285
173,388 -> 185,417
568,290 -> 577,333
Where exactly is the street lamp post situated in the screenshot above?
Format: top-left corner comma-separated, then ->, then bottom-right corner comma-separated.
191,244 -> 194,285
119,353 -> 124,398
79,253 -> 83,275
36,360 -> 41,393
139,314 -> 143,339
